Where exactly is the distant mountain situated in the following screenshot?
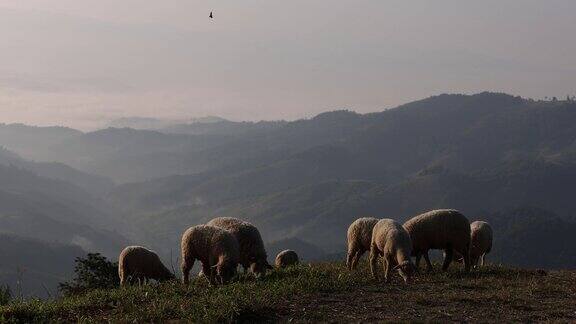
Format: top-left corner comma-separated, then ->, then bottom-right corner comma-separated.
0,152 -> 128,298
107,93 -> 576,268
44,128 -> 205,183
162,119 -> 286,136
484,207 -> 576,269
0,123 -> 82,161
4,92 -> 576,269
40,120 -> 290,183
106,116 -> 230,130
0,147 -> 114,196
0,235 -> 83,298
0,164 -> 128,257
106,117 -> 179,130
188,116 -> 229,124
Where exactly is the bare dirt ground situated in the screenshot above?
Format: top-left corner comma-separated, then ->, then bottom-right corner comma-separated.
277,267 -> 576,323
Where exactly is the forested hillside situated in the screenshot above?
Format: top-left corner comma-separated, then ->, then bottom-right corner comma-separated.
1,92 -> 575,299
103,93 -> 576,269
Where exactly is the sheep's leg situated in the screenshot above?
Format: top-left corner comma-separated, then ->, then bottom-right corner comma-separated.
346,246 -> 357,271
202,263 -> 215,285
369,248 -> 378,279
415,253 -> 422,272
383,255 -> 392,283
423,252 -> 433,273
181,258 -> 194,285
480,254 -> 486,267
442,248 -> 453,271
462,248 -> 471,272
351,249 -> 363,270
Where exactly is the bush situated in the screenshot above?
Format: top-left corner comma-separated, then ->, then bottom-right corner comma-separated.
0,285 -> 11,306
58,253 -> 119,296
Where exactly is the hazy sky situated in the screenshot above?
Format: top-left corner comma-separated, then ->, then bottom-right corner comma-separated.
1,1 -> 575,129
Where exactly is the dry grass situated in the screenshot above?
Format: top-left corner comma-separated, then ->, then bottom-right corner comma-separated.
0,262 -> 574,323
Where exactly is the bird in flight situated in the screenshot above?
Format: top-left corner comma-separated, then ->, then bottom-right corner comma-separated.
209,11 -> 213,19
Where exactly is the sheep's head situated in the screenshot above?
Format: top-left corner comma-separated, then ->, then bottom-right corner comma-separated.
161,270 -> 176,281
214,260 -> 237,284
249,258 -> 273,277
395,261 -> 416,283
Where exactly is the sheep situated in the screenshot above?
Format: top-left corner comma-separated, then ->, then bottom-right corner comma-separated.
469,221 -> 493,267
403,209 -> 471,272
346,217 -> 379,270
275,250 -> 299,268
206,217 -> 272,276
451,221 -> 493,268
181,225 -> 240,285
369,219 -> 416,283
118,246 -> 175,286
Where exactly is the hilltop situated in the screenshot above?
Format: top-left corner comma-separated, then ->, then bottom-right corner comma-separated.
1,263 -> 574,322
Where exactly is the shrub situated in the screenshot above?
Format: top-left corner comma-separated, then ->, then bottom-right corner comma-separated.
58,253 -> 119,296
0,285 -> 11,306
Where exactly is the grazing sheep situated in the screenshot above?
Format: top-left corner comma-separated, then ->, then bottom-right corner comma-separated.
118,246 -> 174,286
369,219 -> 416,283
403,209 -> 471,272
207,217 -> 272,276
275,250 -> 299,268
346,217 -> 379,270
469,221 -> 493,267
451,221 -> 494,268
181,225 -> 240,285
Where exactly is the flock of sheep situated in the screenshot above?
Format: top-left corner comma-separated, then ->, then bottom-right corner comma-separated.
118,209 -> 493,286
347,209 -> 493,283
118,217 -> 299,286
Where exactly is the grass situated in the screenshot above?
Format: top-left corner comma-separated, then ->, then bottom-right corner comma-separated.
0,262 -> 574,323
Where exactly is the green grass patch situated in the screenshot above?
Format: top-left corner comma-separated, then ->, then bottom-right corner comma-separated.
0,262 -> 574,323
0,262 -> 370,323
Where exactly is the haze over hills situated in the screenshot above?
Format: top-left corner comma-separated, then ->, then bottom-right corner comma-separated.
106,116 -> 230,130
0,163 -> 127,253
0,147 -> 113,197
3,118 -> 289,183
1,92 -> 576,298
0,158 -> 128,296
0,124 -> 81,162
0,235 -> 83,298
104,92 -> 576,268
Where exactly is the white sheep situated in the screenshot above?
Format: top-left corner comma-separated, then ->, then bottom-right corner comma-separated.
369,219 -> 416,283
346,217 -> 379,270
181,225 -> 240,285
207,217 -> 272,276
469,221 -> 493,267
275,250 -> 299,268
118,246 -> 175,286
403,209 -> 471,272
451,221 -> 493,268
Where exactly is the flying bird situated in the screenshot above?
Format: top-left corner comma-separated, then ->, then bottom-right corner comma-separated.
209,11 -> 213,19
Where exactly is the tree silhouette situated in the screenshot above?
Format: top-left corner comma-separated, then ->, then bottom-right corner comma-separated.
59,253 -> 119,296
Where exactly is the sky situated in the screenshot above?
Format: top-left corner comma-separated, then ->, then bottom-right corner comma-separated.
0,0 -> 575,130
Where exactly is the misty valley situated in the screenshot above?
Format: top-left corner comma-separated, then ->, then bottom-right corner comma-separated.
0,92 -> 575,300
